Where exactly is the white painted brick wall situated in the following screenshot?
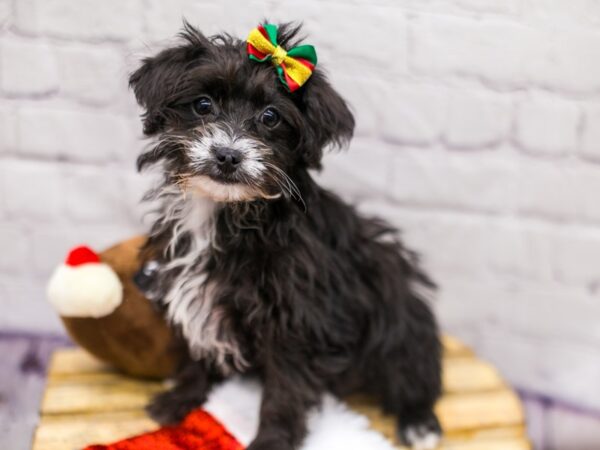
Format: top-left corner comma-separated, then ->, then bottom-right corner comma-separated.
2,0 -> 600,422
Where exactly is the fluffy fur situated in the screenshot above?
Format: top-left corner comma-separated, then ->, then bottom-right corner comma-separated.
130,21 -> 442,450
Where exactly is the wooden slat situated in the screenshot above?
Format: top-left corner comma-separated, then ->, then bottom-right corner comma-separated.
395,437 -> 530,450
441,438 -> 530,450
347,389 -> 524,439
42,374 -> 164,415
33,411 -> 158,450
438,390 -> 525,431
442,335 -> 474,358
443,357 -> 504,393
47,348 -> 114,377
442,425 -> 526,442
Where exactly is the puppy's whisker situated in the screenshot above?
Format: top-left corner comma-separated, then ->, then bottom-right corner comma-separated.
265,163 -> 306,211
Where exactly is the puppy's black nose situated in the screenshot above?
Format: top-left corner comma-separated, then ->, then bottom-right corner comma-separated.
214,147 -> 243,170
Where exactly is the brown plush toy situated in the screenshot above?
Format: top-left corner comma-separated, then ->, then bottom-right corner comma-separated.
47,236 -> 182,379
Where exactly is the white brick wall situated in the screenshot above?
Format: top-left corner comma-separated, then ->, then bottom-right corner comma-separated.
2,0 -> 600,422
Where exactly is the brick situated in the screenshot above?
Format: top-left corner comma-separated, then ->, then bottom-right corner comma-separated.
2,160 -> 63,220
0,274 -> 63,333
408,0 -> 521,15
576,166 -> 600,223
0,224 -> 31,274
516,161 -> 578,221
580,105 -> 600,162
517,161 -> 600,223
410,15 -> 540,88
64,167 -> 129,223
0,38 -> 59,96
434,279 -> 501,330
450,0 -> 521,14
515,96 -> 580,156
390,150 -> 518,213
526,28 -> 600,94
444,90 -> 511,149
547,405 -> 600,450
379,84 -> 448,145
216,0 -> 276,37
56,43 -> 125,106
528,0 -> 600,29
16,106 -> 134,163
486,221 -> 550,281
143,0 -> 273,41
14,0 -> 143,41
545,229 -> 600,287
0,0 -> 11,26
0,106 -> 18,152
31,227 -> 75,276
144,0 -> 224,40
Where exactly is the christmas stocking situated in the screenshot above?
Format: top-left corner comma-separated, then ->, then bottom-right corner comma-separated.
83,377 -> 397,450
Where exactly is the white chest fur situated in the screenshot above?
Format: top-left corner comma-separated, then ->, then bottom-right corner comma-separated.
157,191 -> 245,372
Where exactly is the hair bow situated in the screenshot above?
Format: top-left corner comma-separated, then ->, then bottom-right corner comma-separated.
246,24 -> 317,92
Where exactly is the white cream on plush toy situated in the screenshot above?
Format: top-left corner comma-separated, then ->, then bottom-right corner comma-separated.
47,246 -> 123,318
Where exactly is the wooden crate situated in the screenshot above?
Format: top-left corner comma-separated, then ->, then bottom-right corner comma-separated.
32,336 -> 531,450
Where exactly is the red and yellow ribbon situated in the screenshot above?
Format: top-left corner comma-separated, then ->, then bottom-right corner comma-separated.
247,24 -> 317,92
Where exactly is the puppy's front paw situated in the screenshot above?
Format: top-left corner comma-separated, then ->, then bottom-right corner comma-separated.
398,411 -> 442,450
146,388 -> 203,425
246,436 -> 294,450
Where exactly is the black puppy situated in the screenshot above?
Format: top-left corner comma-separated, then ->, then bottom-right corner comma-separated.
130,21 -> 442,450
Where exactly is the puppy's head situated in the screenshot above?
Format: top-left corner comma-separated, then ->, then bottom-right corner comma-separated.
130,21 -> 354,202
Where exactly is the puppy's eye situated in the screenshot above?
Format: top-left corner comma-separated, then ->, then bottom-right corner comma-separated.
192,96 -> 213,116
261,107 -> 280,128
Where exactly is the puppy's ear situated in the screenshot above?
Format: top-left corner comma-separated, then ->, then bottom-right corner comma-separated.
300,71 -> 355,168
129,21 -> 211,135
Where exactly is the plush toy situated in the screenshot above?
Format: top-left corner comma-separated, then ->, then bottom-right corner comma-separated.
47,236 -> 182,379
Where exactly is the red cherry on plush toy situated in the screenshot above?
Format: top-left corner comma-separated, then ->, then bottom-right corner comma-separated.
47,245 -> 123,318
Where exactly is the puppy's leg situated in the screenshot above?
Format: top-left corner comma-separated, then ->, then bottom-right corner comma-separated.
387,357 -> 442,450
247,362 -> 321,450
381,298 -> 443,449
147,357 -> 223,424
397,404 -> 441,450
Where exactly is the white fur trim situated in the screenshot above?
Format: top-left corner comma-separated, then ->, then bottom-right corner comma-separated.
204,377 -> 397,450
47,263 -> 123,318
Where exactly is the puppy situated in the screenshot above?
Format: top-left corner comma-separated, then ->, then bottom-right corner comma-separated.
129,21 -> 442,450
